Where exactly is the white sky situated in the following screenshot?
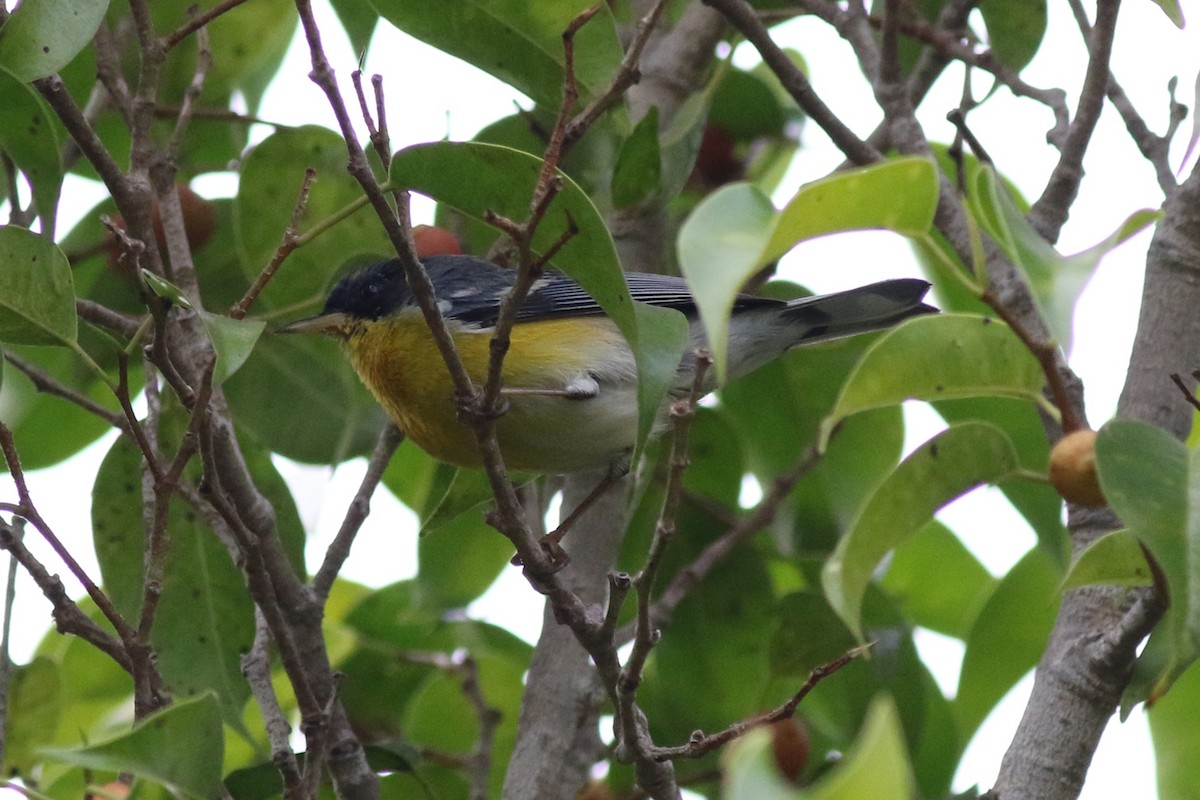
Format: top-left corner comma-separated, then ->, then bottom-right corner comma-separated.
5,0 -> 1197,797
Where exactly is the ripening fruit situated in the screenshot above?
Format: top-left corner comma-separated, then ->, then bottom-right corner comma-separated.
412,224 -> 462,257
770,717 -> 810,784
1049,428 -> 1106,507
694,123 -> 742,187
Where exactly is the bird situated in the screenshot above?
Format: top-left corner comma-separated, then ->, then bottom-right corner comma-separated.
279,254 -> 936,473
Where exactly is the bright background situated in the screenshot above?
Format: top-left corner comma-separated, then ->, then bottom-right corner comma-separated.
6,1 -> 1197,796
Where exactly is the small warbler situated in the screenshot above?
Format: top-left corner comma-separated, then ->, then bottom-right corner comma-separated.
280,254 -> 935,472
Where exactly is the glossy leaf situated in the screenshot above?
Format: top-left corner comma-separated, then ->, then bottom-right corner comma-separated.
1062,529 -> 1152,591
820,314 -> 1045,448
198,312 -> 266,386
681,158 -> 937,380
823,422 -> 1021,641
631,301 -> 691,453
0,67 -> 62,230
971,166 -> 1158,352
935,396 -> 1068,563
678,182 -> 775,379
367,0 -> 622,108
0,0 -> 109,82
954,547 -> 1060,738
41,693 -> 224,800
0,226 -> 77,346
1096,418 -> 1199,702
764,157 -> 938,263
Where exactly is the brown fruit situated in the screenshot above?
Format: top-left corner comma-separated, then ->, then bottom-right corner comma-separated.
770,717 -> 810,785
694,123 -> 742,187
1049,428 -> 1106,507
412,224 -> 463,257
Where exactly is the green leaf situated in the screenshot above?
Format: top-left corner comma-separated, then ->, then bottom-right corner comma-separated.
1149,657 -> 1200,800
1148,0 -> 1185,27
764,157 -> 939,262
720,726 -> 801,800
198,312 -> 265,386
954,546 -> 1059,738
40,693 -> 224,800
416,511 -> 514,610
1061,529 -> 1152,591
0,0 -> 109,82
935,396 -> 1069,563
970,166 -> 1158,352
328,0 -> 379,55
881,521 -> 997,638
680,158 -> 938,380
0,67 -> 62,231
631,301 -> 690,456
368,0 -> 623,108
677,182 -> 776,379
807,696 -> 915,800
140,269 -> 194,308
820,314 -> 1045,448
0,226 -> 77,345
977,0 -> 1047,71
1095,418 -> 1199,702
3,657 -> 62,776
823,422 -> 1021,641
612,107 -> 662,209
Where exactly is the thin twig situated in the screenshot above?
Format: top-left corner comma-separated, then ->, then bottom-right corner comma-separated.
703,0 -> 880,165
242,610 -> 304,800
650,645 -> 867,760
167,21 -> 212,159
162,0 -> 254,51
231,168 -> 317,319
311,424 -> 404,599
1028,0 -> 1121,242
1,352 -> 129,431
0,423 -> 138,643
0,518 -> 21,768
628,441 -> 827,643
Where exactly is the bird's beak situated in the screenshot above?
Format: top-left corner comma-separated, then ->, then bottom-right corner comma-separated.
275,311 -> 352,337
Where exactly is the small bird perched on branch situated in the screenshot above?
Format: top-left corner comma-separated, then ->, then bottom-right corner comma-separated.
280,254 -> 935,473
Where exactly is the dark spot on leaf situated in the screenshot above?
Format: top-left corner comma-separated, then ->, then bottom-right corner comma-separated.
981,317 -> 992,325
929,443 -> 939,457
197,635 -> 208,644
42,46 -> 50,54
934,385 -> 944,392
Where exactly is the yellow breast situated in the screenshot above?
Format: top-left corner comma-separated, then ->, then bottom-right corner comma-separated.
343,309 -> 638,471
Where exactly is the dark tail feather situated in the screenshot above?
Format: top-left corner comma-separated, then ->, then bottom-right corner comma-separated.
784,278 -> 936,342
